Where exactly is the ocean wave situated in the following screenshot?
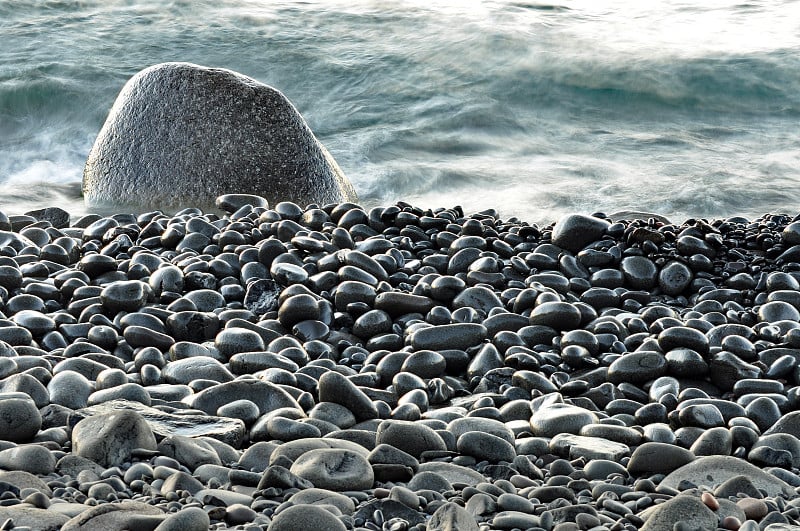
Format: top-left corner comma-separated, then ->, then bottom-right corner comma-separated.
503,51 -> 800,117
1,0 -> 800,222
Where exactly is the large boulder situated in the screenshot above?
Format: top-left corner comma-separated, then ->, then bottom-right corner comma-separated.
83,62 -> 357,211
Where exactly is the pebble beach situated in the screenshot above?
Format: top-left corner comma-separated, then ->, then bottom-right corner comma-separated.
0,195 -> 799,530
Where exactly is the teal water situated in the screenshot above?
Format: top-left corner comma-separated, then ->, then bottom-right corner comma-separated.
1,0 -> 800,223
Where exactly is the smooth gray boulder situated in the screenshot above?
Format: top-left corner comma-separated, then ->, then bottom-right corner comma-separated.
84,62 -> 357,211
660,455 -> 795,497
71,409 -> 157,467
638,494 -> 717,531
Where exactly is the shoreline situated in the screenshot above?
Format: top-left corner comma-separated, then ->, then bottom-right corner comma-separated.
0,197 -> 798,530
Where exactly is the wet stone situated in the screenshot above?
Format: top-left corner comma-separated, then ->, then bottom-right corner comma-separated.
659,260 -> 693,295
529,301 -> 582,330
410,322 -> 487,351
551,214 -> 610,253
278,293 -> 320,328
607,351 -> 667,385
8,200 -> 800,530
758,300 -> 800,323
451,285 -> 503,314
100,280 -> 151,312
620,255 -> 658,290
375,291 -> 435,316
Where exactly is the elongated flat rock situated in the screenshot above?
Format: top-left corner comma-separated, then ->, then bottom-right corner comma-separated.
410,323 -> 487,351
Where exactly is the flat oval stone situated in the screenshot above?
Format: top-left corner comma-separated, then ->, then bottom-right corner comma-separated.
334,281 -> 376,311
665,348 -> 709,377
658,326 -> 709,354
0,265 -> 23,291
758,301 -> 800,323
410,323 -> 487,351
214,328 -> 266,357
451,286 -> 504,314
607,351 -> 667,385
352,309 -> 393,338
678,404 -> 726,428
162,357 -> 235,385
401,350 -> 446,379
11,310 -> 55,336
88,382 -> 152,407
627,442 -> 694,476
374,292 -> 435,317
0,326 -> 33,346
745,396 -> 782,433
583,459 -> 628,480
149,264 -> 184,295
229,351 -> 299,374
265,416 -> 322,442
529,302 -> 581,330
457,431 -> 516,463
430,275 -> 466,301
289,448 -> 374,491
216,193 -> 268,213
124,325 -> 175,350
278,294 -> 320,328
100,280 -> 151,313
416,461 -> 485,487
184,380 -> 301,417
492,511 -> 542,530
529,404 -> 598,438
183,289 -> 226,312
448,417 -> 515,445
706,323 -> 756,347
690,426 -> 733,457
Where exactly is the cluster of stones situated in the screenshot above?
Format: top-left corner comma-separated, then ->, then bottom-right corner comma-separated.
1,197 -> 800,530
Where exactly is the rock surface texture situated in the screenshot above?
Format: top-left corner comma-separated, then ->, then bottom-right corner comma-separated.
83,62 -> 357,211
